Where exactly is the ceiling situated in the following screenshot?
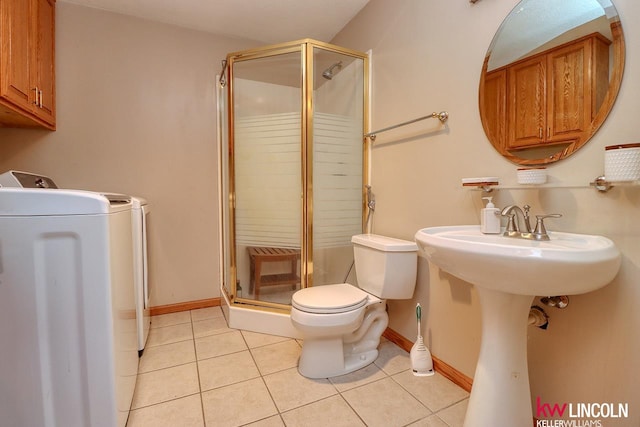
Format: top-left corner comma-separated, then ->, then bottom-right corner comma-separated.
488,0 -> 615,69
59,0 -> 370,44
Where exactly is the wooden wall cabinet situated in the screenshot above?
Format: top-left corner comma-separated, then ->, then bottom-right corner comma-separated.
485,33 -> 610,151
0,0 -> 55,130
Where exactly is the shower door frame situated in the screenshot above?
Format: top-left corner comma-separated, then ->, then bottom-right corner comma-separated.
223,39 -> 370,312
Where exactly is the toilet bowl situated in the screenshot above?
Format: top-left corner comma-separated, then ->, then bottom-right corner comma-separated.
291,234 -> 418,379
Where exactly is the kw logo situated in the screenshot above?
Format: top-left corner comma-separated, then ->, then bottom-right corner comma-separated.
537,397 -> 568,418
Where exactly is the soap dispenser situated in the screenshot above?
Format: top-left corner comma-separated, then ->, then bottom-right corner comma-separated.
481,197 -> 501,234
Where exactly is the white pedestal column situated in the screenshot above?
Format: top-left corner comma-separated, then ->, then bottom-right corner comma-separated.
464,287 -> 535,427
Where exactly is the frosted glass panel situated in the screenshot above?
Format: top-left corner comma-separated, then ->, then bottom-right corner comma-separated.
312,49 -> 364,286
232,52 -> 302,304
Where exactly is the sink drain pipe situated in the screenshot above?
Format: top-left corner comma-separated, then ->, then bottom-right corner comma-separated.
529,306 -> 549,329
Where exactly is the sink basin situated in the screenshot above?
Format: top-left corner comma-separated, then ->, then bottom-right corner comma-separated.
415,225 -> 621,296
415,225 -> 621,427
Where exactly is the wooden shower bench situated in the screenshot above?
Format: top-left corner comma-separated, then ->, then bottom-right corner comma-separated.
247,246 -> 301,298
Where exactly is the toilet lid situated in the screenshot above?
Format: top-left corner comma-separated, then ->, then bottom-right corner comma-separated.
292,284 -> 369,314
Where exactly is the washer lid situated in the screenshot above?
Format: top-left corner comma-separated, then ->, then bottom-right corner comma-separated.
0,188 -> 129,216
292,284 -> 369,314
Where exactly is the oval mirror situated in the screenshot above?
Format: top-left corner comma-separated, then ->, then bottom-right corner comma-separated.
479,0 -> 625,166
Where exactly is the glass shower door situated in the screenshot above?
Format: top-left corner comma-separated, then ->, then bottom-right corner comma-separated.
311,47 -> 365,287
230,49 -> 303,306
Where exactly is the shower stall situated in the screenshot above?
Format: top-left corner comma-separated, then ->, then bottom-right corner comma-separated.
218,39 -> 369,324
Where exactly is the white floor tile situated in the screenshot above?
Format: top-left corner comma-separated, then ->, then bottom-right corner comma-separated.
342,377 -> 431,427
250,340 -> 301,375
191,306 -> 224,322
138,340 -> 196,373
263,367 -> 337,412
150,311 -> 192,329
198,350 -> 260,391
131,363 -> 200,409
241,330 -> 291,349
245,415 -> 286,426
195,330 -> 247,360
407,415 -> 450,427
373,339 -> 412,375
281,395 -> 365,427
433,399 -> 468,427
192,316 -> 231,338
392,371 -> 469,412
146,323 -> 193,348
201,378 -> 278,426
329,362 -> 388,392
126,394 -> 204,427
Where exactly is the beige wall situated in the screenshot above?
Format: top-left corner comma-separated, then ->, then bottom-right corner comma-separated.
333,0 -> 640,424
0,3 -> 257,306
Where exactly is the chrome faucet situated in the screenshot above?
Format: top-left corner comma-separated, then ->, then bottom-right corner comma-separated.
500,204 -> 532,234
500,204 -> 562,241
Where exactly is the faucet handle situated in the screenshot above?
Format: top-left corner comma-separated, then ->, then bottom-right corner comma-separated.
533,214 -> 562,240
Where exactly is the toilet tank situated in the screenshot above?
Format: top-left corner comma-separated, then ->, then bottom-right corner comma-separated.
351,234 -> 418,299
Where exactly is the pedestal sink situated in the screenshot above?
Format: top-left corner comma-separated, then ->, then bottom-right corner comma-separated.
415,226 -> 621,427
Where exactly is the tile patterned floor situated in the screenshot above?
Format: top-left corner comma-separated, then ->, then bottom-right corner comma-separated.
126,307 -> 469,427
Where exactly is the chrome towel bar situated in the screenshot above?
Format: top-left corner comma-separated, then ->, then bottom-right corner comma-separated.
364,111 -> 448,141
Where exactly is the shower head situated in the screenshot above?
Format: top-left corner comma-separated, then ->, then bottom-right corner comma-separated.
322,61 -> 343,80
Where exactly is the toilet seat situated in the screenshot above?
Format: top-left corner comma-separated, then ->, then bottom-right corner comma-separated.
292,283 -> 369,314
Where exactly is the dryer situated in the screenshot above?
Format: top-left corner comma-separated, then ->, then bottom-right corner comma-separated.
131,196 -> 151,355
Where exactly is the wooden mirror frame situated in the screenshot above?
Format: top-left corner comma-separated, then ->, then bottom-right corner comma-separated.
479,2 -> 625,166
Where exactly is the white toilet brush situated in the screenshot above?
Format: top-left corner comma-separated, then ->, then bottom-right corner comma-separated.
410,303 -> 434,376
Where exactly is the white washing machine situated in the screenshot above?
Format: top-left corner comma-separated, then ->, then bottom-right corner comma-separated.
0,170 -> 152,356
0,179 -> 137,426
131,196 -> 151,355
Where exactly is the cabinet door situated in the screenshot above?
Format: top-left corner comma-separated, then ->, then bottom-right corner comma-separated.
507,55 -> 546,149
482,69 -> 507,150
0,0 -> 35,113
31,0 -> 55,124
546,39 -> 590,144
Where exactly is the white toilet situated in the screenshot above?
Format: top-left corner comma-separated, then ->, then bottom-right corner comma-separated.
291,234 -> 418,378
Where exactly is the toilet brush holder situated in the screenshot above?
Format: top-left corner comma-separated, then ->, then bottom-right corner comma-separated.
410,303 -> 434,376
